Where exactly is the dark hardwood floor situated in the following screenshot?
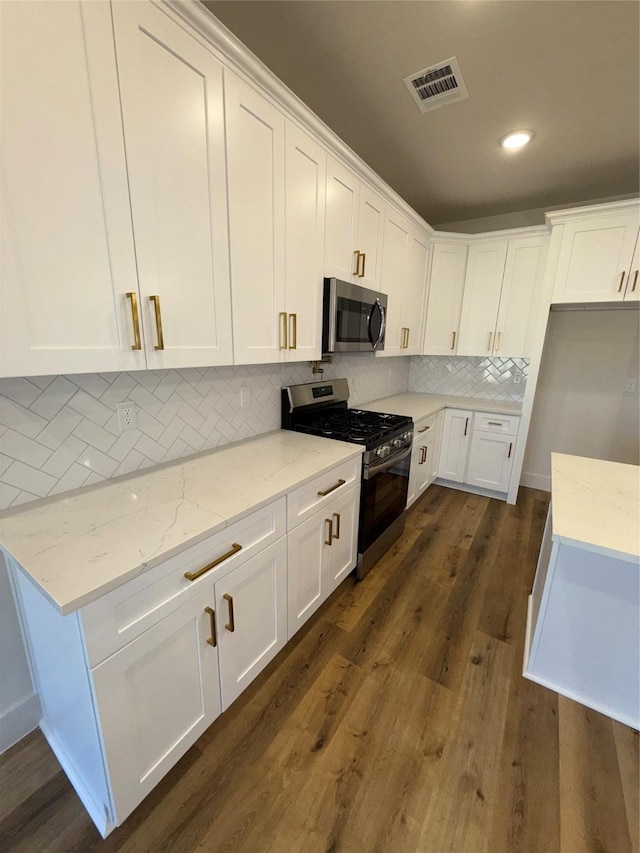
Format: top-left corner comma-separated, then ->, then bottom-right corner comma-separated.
1,485 -> 637,852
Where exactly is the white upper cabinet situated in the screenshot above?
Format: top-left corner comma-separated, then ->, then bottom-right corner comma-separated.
423,241 -> 468,355
457,234 -> 547,357
550,205 -> 640,304
112,1 -> 233,370
378,208 -> 411,356
225,72 -> 286,364
284,123 -> 326,362
324,158 -> 385,289
401,228 -> 431,355
457,240 -> 508,356
0,1 -> 141,377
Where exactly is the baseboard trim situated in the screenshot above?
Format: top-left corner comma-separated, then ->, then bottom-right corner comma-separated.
0,691 -> 40,754
520,472 -> 551,491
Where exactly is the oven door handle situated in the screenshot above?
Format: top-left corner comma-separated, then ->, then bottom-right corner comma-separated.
368,299 -> 386,352
364,445 -> 411,479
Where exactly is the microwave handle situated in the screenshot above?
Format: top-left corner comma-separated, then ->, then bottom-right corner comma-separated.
369,299 -> 386,351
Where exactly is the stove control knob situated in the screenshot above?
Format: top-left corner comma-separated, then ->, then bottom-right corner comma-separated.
376,445 -> 389,458
392,438 -> 403,448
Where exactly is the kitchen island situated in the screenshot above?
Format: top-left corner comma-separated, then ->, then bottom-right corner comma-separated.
524,453 -> 639,729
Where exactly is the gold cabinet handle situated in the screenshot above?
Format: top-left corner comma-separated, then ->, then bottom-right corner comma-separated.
618,272 -> 626,293
353,250 -> 361,276
631,270 -> 639,293
508,442 -> 513,459
149,295 -> 164,350
488,421 -> 503,427
325,518 -> 333,546
360,252 -> 366,278
126,292 -> 142,350
332,512 -> 341,540
279,311 -> 288,350
487,331 -> 493,352
289,313 -> 297,350
184,543 -> 242,581
204,606 -> 217,647
451,331 -> 456,350
405,327 -> 410,348
417,425 -> 431,433
495,331 -> 501,352
418,446 -> 427,464
223,593 -> 235,632
464,417 -> 469,436
317,478 -> 345,497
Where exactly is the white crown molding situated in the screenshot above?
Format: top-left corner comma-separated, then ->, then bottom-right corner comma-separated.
162,0 -> 435,237
431,224 -> 550,243
545,197 -> 640,226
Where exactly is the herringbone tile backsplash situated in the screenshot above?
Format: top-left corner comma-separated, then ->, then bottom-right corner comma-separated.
409,356 -> 528,400
0,355 -> 410,509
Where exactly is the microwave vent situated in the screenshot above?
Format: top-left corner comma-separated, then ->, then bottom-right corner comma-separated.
404,57 -> 469,113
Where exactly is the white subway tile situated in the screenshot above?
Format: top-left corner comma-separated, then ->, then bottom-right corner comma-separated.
67,390 -> 112,426
41,436 -> 87,479
2,461 -> 57,497
72,419 -> 117,454
76,447 -> 118,479
49,464 -> 91,496
29,375 -> 78,419
0,378 -> 42,408
0,397 -> 48,439
37,410 -> 83,451
1,430 -> 52,468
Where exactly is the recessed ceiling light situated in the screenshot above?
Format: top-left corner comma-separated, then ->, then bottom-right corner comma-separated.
501,131 -> 533,150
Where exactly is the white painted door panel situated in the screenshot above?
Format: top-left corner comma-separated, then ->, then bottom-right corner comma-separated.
112,1 -> 233,369
284,123 -> 326,361
623,233 -> 640,302
325,484 -> 360,594
226,73 -> 286,364
457,241 -> 508,356
437,409 -> 472,483
324,158 -> 360,282
91,588 -> 221,824
495,236 -> 548,357
400,229 -> 430,355
357,185 -> 385,289
466,432 -> 515,493
423,242 -> 468,355
216,537 -> 287,709
287,512 -> 326,639
378,208 -> 410,355
552,212 -> 640,303
0,0 -> 142,377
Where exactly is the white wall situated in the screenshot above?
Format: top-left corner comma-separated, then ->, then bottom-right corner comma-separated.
522,308 -> 640,490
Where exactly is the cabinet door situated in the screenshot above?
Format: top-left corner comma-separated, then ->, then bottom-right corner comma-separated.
287,512 -> 327,639
226,73 -> 286,364
325,157 -> 360,281
466,432 -> 515,493
423,242 -> 468,355
0,0 -> 142,377
552,212 -> 639,303
457,240 -> 508,356
400,228 -> 430,355
284,123 -> 326,361
216,538 -> 287,709
413,432 -> 435,499
357,185 -> 385,289
111,1 -> 232,369
494,236 -> 548,357
325,484 -> 360,595
624,233 -> 640,302
378,207 -> 410,356
437,409 -> 472,483
91,588 -> 222,824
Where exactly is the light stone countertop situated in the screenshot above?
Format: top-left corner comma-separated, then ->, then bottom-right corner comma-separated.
359,392 -> 523,423
0,431 -> 363,615
550,453 -> 639,564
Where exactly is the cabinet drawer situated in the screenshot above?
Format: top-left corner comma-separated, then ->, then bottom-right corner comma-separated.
81,498 -> 286,667
473,412 -> 520,435
287,457 -> 361,529
413,413 -> 437,436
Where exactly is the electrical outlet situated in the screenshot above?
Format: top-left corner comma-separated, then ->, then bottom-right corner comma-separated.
513,372 -> 522,385
625,378 -> 637,393
116,401 -> 137,431
239,387 -> 250,408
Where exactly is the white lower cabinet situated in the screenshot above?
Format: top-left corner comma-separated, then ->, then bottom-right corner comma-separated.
407,413 -> 442,508
92,587 -> 222,824
437,409 -> 520,497
287,483 -> 360,638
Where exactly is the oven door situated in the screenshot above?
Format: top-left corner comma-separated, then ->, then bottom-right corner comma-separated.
359,445 -> 411,557
323,278 -> 387,353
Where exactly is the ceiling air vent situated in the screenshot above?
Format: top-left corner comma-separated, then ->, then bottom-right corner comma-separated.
404,56 -> 469,113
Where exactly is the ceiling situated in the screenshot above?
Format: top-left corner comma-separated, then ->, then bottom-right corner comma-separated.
203,0 -> 639,229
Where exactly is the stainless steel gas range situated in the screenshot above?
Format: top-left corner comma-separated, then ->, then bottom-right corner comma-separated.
281,379 -> 413,578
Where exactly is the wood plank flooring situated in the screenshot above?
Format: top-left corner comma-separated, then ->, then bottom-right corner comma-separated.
1,485 -> 637,852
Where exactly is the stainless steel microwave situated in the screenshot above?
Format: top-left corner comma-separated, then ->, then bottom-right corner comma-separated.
322,278 -> 387,354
